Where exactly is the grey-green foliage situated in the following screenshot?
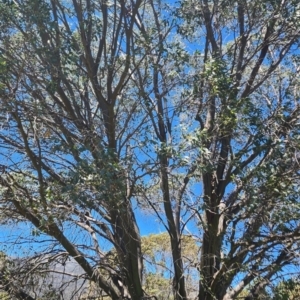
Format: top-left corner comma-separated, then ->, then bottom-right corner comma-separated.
0,0 -> 299,300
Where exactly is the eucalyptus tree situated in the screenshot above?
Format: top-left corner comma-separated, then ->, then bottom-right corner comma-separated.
0,0 -> 166,298
0,0 -> 300,300
177,0 -> 300,299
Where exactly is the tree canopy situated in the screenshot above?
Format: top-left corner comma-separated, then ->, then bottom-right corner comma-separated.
0,0 -> 300,299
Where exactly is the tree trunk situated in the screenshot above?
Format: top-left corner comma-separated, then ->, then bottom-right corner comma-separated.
110,203 -> 144,300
